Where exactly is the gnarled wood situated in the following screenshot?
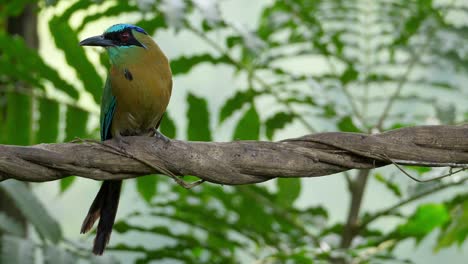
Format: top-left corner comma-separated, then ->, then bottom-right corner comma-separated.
0,125 -> 467,184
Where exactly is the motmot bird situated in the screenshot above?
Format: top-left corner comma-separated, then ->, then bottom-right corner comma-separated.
79,24 -> 172,255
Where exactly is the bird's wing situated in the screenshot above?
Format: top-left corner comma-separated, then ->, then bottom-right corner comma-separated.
100,77 -> 116,141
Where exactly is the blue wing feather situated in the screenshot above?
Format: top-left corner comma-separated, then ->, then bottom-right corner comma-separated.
100,77 -> 116,141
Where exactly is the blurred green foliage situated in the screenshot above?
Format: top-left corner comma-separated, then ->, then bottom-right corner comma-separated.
1,0 -> 468,263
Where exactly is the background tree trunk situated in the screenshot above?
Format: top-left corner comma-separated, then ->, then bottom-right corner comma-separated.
0,3 -> 38,238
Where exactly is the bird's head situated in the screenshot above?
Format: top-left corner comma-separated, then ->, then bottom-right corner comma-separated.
80,24 -> 154,65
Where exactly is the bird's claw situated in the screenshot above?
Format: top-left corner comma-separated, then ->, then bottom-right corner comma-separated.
153,129 -> 170,144
114,136 -> 131,153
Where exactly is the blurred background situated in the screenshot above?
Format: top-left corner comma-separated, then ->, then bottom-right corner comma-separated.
1,0 -> 468,263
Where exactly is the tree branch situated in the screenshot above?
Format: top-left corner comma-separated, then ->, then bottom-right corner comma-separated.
1,125 -> 468,184
340,169 -> 370,248
360,174 -> 468,229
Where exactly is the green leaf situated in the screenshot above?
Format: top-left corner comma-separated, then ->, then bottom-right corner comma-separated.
1,235 -> 35,264
238,187 -> 273,233
233,104 -> 260,140
226,36 -> 242,49
337,116 -> 360,132
0,102 -> 4,144
406,166 -> 432,174
374,173 -> 402,198
159,112 -> 176,138
77,2 -> 138,32
64,107 -> 88,142
340,65 -> 359,84
0,212 -> 25,237
113,221 -> 200,246
398,204 -> 449,242
0,32 -> 78,99
59,177 -> 76,193
436,200 -> 468,250
60,1 -> 94,20
171,54 -> 230,75
136,15 -> 168,35
5,93 -> 32,145
276,178 -> 301,207
390,122 -> 416,130
186,93 -> 211,141
36,99 -> 59,143
435,104 -> 456,125
220,89 -> 257,123
393,9 -> 426,46
331,32 -> 344,56
43,245 -> 77,264
136,175 -> 158,204
49,17 -> 103,103
271,250 -> 314,264
90,255 -> 120,264
0,181 -> 62,243
1,0 -> 34,17
322,103 -> 337,118
265,112 -> 295,140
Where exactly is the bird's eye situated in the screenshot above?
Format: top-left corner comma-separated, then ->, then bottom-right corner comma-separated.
120,32 -> 130,43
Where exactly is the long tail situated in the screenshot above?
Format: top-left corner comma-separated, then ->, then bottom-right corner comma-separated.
80,180 -> 122,255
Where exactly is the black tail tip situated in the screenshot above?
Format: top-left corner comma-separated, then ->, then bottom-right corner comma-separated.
92,241 -> 106,255
92,247 -> 105,256
92,232 -> 111,255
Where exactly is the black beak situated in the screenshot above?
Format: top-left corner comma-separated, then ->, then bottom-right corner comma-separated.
79,35 -> 114,47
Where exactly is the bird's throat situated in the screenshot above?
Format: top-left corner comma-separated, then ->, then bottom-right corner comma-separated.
107,46 -> 141,66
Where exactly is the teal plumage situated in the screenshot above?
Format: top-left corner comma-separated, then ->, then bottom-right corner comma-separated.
79,24 -> 172,255
100,78 -> 116,141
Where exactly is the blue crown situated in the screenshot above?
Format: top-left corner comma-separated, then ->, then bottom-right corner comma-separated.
104,24 -> 148,35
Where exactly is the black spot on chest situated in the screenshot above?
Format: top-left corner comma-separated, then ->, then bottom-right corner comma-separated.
124,68 -> 133,81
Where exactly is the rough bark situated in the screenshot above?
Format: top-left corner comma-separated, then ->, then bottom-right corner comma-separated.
0,125 -> 467,184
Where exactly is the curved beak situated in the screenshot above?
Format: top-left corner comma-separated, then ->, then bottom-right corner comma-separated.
79,35 -> 114,47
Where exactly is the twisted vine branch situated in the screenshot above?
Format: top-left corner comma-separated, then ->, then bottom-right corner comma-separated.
0,125 -> 467,184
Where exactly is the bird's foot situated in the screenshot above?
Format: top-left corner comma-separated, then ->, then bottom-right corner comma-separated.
72,137 -> 203,190
153,129 -> 170,144
114,136 -> 131,153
